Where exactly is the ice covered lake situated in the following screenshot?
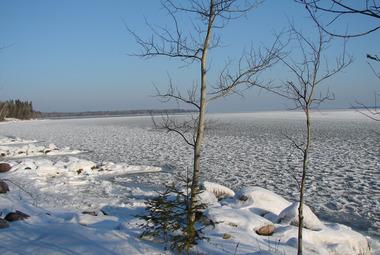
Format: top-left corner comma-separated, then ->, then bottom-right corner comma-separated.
0,110 -> 379,240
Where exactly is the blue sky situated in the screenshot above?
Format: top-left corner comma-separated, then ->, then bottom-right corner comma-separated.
0,0 -> 379,112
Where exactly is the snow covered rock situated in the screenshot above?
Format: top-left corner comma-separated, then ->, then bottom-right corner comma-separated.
207,206 -> 273,231
202,181 -> 235,199
35,160 -> 61,177
71,213 -> 121,230
0,144 -> 82,158
66,159 -> 96,174
236,186 -> 291,216
196,190 -> 219,206
278,202 -> 324,231
16,159 -> 37,171
277,223 -> 371,255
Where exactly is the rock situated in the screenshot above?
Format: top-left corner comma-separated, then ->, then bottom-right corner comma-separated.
0,163 -> 11,173
82,211 -> 97,216
0,218 -> 9,228
222,233 -> 232,239
5,211 -> 30,222
202,181 -> 235,199
0,180 -> 10,193
278,202 -> 324,231
256,224 -> 275,236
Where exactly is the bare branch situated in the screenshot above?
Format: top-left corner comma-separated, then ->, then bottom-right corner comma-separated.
296,0 -> 380,38
153,76 -> 201,110
152,113 -> 197,147
208,33 -> 286,101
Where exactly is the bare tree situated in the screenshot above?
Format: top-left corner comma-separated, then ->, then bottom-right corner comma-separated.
296,0 -> 380,121
128,0 -> 282,248
262,26 -> 352,255
296,0 -> 380,38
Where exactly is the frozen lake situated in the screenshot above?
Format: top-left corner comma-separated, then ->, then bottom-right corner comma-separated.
1,110 -> 379,239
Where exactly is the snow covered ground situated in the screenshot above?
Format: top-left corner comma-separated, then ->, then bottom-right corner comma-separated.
0,110 -> 379,254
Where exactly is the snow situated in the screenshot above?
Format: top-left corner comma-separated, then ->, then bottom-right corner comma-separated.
1,153 -> 376,255
0,111 -> 379,254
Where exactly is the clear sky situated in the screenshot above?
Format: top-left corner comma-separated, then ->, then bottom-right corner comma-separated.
0,0 -> 379,112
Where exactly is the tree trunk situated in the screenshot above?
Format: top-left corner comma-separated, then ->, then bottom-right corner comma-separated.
186,1 -> 214,250
298,108 -> 311,255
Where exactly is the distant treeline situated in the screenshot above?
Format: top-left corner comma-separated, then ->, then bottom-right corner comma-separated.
0,101 -> 194,121
0,100 -> 40,121
40,109 -> 195,119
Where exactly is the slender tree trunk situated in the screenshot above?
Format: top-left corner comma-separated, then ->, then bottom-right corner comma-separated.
186,1 -> 214,249
298,107 -> 311,255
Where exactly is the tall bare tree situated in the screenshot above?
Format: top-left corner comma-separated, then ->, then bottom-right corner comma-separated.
262,26 -> 352,255
128,0 -> 282,247
296,0 -> 380,121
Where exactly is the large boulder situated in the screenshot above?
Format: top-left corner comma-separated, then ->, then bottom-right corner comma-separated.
236,186 -> 291,216
0,163 -> 11,173
5,211 -> 30,222
0,180 -> 9,193
278,202 -> 324,231
256,224 -> 275,236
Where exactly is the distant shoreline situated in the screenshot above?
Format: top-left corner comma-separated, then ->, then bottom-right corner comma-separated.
38,108 -> 195,120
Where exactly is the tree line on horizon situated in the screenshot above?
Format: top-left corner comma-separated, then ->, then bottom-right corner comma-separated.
0,99 -> 40,121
